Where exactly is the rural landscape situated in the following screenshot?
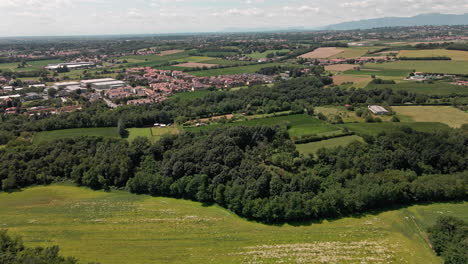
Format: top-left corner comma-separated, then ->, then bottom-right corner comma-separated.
0,1 -> 467,264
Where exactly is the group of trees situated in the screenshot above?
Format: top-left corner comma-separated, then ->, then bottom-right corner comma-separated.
1,125 -> 466,223
0,230 -> 97,264
428,216 -> 467,264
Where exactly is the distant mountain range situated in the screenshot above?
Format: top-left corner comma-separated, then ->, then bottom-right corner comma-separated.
317,13 -> 468,30
221,13 -> 468,33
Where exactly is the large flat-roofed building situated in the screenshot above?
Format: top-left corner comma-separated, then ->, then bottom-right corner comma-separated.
80,78 -> 116,88
53,82 -> 80,90
45,62 -> 95,71
368,105 -> 389,115
91,80 -> 126,90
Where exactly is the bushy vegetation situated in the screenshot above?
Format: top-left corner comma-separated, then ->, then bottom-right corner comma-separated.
0,125 -> 466,223
428,216 -> 467,264
0,230 -> 95,264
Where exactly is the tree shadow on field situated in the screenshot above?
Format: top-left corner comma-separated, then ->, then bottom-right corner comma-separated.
272,200 -> 467,228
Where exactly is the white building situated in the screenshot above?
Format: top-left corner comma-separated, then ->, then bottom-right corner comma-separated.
91,80 -> 126,90
368,105 -> 389,115
80,78 -> 116,88
45,62 -> 95,71
53,82 -> 80,90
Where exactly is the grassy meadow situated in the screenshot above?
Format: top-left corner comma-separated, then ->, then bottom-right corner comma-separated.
1,185 -> 466,264
392,106 -> 468,128
398,49 -> 468,61
33,127 -> 119,144
329,46 -> 386,59
296,135 -> 364,156
185,114 -> 341,138
339,122 -> 452,136
366,81 -> 468,96
247,49 -> 290,60
0,59 -> 62,72
360,61 -> 468,75
189,63 -> 294,77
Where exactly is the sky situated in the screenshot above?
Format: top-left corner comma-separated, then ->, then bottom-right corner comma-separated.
1,0 -> 467,36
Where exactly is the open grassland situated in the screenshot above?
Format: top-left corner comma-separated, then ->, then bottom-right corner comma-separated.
392,106 -> 468,128
159,49 -> 184,56
189,63 -> 293,77
128,127 -> 180,143
174,56 -> 216,63
185,114 -> 340,138
325,64 -> 357,72
174,62 -> 218,68
366,81 -> 468,96
314,106 -> 363,123
398,49 -> 468,61
298,47 -> 344,59
247,49 -> 290,60
171,90 -> 212,100
332,74 -> 372,88
296,135 -> 364,156
344,67 -> 410,77
33,127 -> 119,144
329,46 -> 387,59
0,59 -> 62,72
339,122 -> 452,136
360,61 -> 468,75
1,185 -> 466,264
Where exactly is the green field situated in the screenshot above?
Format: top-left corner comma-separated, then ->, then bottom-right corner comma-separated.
344,68 -> 411,77
174,56 -> 216,63
171,90 -> 213,100
365,81 -> 468,96
0,59 -> 62,72
1,185 -> 466,264
127,127 -> 180,143
34,127 -> 180,144
392,106 -> 468,128
398,49 -> 468,61
339,122 -> 452,136
33,127 -> 119,144
329,46 -> 387,59
189,63 -> 294,77
360,61 -> 468,75
247,49 -> 290,60
186,114 -> 341,138
296,135 -> 364,156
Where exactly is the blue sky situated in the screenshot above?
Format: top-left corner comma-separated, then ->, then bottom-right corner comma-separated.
1,0 -> 467,36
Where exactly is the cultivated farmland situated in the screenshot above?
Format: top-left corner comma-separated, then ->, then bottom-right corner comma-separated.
296,135 -> 364,156
340,122 -> 452,136
392,106 -> 468,128
325,64 -> 357,72
298,47 -> 344,59
174,62 -> 218,68
1,185 -> 465,264
398,49 -> 468,61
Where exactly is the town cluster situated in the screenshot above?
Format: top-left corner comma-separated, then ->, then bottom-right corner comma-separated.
0,67 -> 275,116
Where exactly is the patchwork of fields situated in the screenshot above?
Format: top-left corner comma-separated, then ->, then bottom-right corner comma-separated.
1,185 -> 466,264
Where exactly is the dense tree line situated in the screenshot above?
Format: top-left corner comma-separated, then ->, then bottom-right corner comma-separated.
0,230 -> 98,264
0,125 -> 466,223
428,216 -> 467,264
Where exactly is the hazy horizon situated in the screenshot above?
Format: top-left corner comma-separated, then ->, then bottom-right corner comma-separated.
1,0 -> 468,37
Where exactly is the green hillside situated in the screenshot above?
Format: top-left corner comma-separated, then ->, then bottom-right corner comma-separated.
1,185 -> 466,264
